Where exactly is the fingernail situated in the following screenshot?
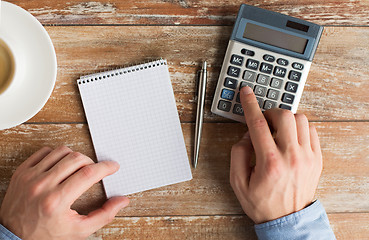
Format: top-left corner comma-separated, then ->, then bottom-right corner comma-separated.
119,197 -> 130,208
241,86 -> 253,95
106,160 -> 120,169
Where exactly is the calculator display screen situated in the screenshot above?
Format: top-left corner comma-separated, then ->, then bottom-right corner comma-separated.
243,23 -> 308,54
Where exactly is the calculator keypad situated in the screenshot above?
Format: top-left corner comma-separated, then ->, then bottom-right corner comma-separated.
212,41 -> 310,122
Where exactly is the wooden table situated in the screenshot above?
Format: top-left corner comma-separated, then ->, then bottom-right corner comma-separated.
1,1 -> 369,239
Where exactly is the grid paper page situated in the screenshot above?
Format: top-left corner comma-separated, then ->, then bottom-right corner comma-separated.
77,59 -> 192,197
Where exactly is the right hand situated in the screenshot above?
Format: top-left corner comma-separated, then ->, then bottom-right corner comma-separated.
230,86 -> 323,224
0,146 -> 129,240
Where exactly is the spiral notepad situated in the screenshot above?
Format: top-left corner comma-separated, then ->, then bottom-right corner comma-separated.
77,59 -> 192,197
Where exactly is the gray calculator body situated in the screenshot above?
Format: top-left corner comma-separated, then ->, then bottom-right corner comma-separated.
211,4 -> 323,123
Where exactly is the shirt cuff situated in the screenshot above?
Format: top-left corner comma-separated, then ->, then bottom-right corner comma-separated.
254,200 -> 336,240
0,224 -> 22,240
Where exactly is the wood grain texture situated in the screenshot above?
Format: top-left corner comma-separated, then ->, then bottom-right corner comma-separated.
1,1 -> 367,239
25,26 -> 369,123
86,213 -> 369,240
6,0 -> 369,26
0,122 -> 368,215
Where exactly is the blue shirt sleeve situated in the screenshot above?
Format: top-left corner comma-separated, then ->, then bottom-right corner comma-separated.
254,200 -> 336,240
0,224 -> 22,240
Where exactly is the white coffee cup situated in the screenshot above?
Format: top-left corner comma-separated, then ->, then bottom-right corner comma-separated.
0,1 -> 57,130
0,31 -> 25,97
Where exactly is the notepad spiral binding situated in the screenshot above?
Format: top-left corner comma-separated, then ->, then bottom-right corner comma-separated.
77,59 -> 167,85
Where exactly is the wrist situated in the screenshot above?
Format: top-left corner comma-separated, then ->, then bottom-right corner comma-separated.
255,200 -> 319,226
251,199 -> 316,224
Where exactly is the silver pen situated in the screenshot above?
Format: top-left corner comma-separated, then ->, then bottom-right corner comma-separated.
194,61 -> 207,168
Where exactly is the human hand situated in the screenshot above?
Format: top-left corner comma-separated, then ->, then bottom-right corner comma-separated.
230,86 -> 322,224
0,146 -> 129,240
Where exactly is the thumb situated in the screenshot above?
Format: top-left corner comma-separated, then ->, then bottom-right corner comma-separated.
81,196 -> 129,233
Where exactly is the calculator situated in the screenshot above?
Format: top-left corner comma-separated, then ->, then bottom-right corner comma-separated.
211,4 -> 323,123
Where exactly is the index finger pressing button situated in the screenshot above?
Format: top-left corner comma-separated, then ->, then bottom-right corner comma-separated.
240,87 -> 276,156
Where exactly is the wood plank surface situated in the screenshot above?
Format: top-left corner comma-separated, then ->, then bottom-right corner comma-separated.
1,122 -> 368,215
2,1 -> 368,239
25,26 -> 369,123
7,0 -> 369,26
87,213 -> 369,240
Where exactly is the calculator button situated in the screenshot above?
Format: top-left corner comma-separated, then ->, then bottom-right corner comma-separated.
273,66 -> 287,78
264,100 -> 277,110
254,85 -> 267,97
233,104 -> 244,116
260,62 -> 273,74
292,62 -> 304,70
263,54 -> 275,62
288,70 -> 302,81
256,74 -> 270,86
218,100 -> 232,112
230,54 -> 244,66
282,93 -> 295,104
241,48 -> 255,56
227,66 -> 241,78
246,59 -> 259,70
279,104 -> 292,110
270,78 -> 283,89
240,81 -> 254,90
221,89 -> 235,100
277,58 -> 289,66
285,82 -> 298,93
256,97 -> 264,108
267,89 -> 280,100
224,77 -> 238,89
243,70 -> 257,82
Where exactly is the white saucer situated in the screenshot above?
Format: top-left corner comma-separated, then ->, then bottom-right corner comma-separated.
0,2 -> 57,130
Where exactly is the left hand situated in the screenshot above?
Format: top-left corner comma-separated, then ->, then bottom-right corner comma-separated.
0,146 -> 129,240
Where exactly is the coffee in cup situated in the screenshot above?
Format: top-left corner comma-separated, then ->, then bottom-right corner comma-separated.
0,39 -> 15,94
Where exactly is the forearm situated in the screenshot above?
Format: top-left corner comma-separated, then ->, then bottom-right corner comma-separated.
254,200 -> 336,240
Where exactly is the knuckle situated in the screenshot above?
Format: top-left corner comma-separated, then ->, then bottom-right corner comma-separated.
264,150 -> 278,163
279,109 -> 294,120
288,149 -> 301,170
27,180 -> 45,198
41,193 -> 61,216
69,152 -> 94,165
11,168 -> 22,181
230,174 -> 247,192
40,146 -> 53,153
100,207 -> 115,225
106,212 -> 115,224
79,164 -> 95,179
41,146 -> 53,151
295,113 -> 308,122
264,151 -> 283,178
17,171 -> 34,183
248,117 -> 268,130
56,145 -> 72,154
